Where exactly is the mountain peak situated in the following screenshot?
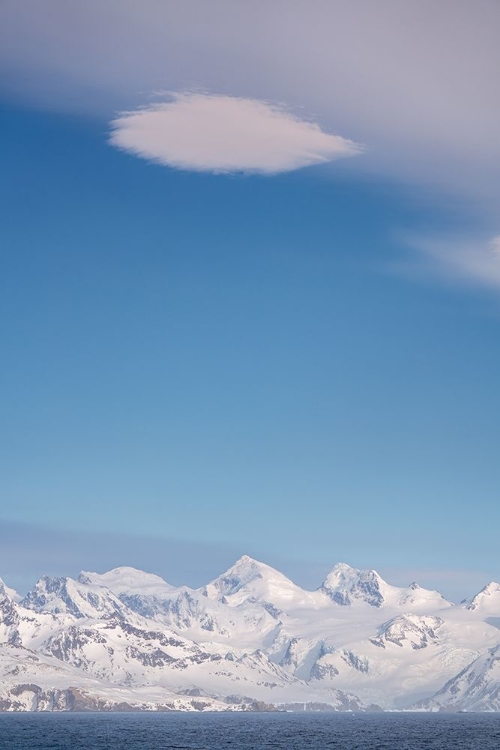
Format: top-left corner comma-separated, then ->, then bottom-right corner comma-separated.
78,567 -> 175,594
236,554 -> 255,565
202,556 -> 304,608
204,555 -> 279,595
22,575 -> 80,617
321,563 -> 389,607
226,554 -> 267,575
21,574 -> 127,619
0,578 -> 21,604
320,564 -> 452,609
465,581 -> 500,611
2,556 -> 500,712
481,581 -> 500,595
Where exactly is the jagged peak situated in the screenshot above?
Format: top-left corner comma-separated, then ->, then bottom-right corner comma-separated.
20,573 -> 128,619
227,554 -> 274,572
0,578 -> 22,609
321,563 -> 389,607
323,562 -> 384,582
465,581 -> 500,610
320,564 -> 451,609
210,555 -> 291,585
202,555 -> 303,605
232,555 -> 278,574
480,581 -> 500,594
21,575 -> 80,617
235,554 -> 256,565
25,574 -> 70,593
0,578 -> 21,603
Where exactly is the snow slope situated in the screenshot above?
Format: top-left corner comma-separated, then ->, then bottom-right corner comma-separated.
414,645 -> 500,712
0,559 -> 498,711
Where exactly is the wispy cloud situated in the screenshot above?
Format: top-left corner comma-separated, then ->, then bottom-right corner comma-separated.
402,234 -> 500,290
109,93 -> 362,175
2,1 -> 499,202
0,519 -> 243,594
0,519 -> 335,596
0,518 -> 491,602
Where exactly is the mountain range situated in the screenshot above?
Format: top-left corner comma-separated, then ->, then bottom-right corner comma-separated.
1,556 -> 499,712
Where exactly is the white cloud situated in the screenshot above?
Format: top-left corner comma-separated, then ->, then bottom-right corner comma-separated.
406,234 -> 500,289
108,93 -> 362,174
2,1 -> 500,203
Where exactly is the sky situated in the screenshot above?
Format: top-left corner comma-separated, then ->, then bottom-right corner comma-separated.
1,1 -> 499,600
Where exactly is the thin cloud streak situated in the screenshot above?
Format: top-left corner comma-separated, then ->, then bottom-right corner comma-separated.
402,234 -> 500,290
0,519 -> 336,596
0,520 -> 494,603
0,519 -> 242,595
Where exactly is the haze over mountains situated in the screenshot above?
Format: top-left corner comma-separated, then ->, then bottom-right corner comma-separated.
1,557 -> 499,712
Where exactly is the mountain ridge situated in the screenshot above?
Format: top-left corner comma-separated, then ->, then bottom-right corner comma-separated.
1,557 -> 498,712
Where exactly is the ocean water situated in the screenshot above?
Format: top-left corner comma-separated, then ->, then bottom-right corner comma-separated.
0,712 -> 499,750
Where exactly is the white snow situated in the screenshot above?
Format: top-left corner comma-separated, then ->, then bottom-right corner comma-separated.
78,566 -> 177,596
0,558 -> 499,712
464,582 -> 500,612
0,578 -> 22,603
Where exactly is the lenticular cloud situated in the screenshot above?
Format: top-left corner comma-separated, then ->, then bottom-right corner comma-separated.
109,93 -> 362,175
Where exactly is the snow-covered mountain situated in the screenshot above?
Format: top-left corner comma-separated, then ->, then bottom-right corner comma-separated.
320,563 -> 451,611
0,558 -> 499,712
464,581 -> 500,613
414,645 -> 500,712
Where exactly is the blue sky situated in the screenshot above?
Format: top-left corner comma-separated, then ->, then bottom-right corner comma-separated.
1,2 -> 499,599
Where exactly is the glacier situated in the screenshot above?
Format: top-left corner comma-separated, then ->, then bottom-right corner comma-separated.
0,558 -> 499,712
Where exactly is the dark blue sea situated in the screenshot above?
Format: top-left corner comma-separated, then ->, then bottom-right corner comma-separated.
0,712 -> 499,750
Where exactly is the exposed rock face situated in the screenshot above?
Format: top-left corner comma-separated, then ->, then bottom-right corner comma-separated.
465,582 -> 500,612
321,564 -> 389,607
370,615 -> 443,650
0,559 -> 499,711
413,646 -> 500,712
